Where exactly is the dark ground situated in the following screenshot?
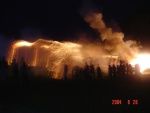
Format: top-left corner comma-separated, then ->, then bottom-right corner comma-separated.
0,76 -> 150,113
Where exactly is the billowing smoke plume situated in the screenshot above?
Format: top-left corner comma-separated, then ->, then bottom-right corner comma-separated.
84,12 -> 140,61
5,1 -> 143,79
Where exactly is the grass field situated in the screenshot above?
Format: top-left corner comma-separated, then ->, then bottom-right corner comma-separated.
0,75 -> 150,113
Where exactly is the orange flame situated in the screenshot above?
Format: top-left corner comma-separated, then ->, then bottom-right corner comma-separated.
130,54 -> 150,73
7,39 -> 84,78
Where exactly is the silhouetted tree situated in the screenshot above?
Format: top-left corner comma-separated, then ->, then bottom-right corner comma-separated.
72,66 -> 78,79
0,56 -> 8,81
20,57 -> 28,83
128,64 -> 133,76
116,65 -> 120,78
83,63 -> 90,80
118,63 -> 125,78
112,64 -> 117,78
11,59 -> 19,82
64,64 -> 68,80
108,65 -> 112,79
89,63 -> 95,79
72,66 -> 82,79
97,65 -> 102,79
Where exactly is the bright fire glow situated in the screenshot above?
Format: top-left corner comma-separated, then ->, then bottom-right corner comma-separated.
130,54 -> 150,72
7,39 -> 111,79
15,41 -> 33,47
7,39 -> 84,79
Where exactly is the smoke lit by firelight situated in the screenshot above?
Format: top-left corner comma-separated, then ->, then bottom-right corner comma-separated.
6,12 -> 150,78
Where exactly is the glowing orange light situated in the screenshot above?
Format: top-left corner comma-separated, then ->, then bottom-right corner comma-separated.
15,41 -> 33,47
130,54 -> 150,72
7,39 -> 84,79
6,39 -> 123,79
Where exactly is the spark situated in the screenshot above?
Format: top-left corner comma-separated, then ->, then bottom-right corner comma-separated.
7,39 -> 84,79
6,39 -> 122,79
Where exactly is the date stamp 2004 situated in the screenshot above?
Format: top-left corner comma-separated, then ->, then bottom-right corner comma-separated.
112,99 -> 138,105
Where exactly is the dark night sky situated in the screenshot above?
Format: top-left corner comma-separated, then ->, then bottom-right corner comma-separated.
0,0 -> 150,53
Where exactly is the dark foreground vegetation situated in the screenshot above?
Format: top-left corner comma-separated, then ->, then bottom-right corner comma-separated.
0,56 -> 149,112
0,75 -> 150,113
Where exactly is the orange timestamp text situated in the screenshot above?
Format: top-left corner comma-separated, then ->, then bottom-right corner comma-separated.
112,99 -> 138,105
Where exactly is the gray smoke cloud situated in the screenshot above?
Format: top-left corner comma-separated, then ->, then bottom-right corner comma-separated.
80,0 -> 140,62
84,12 -> 140,61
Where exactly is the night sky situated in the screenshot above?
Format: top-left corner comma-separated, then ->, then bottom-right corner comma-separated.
0,0 -> 150,55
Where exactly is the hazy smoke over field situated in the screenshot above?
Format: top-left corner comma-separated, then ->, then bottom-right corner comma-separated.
80,0 -> 140,62
84,12 -> 140,61
6,13 -> 141,79
6,0 -> 142,79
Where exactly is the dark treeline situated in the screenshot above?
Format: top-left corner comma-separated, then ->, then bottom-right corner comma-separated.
0,57 -> 148,113
108,60 -> 141,79
0,57 -> 29,84
0,57 -> 141,83
70,63 -> 102,80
